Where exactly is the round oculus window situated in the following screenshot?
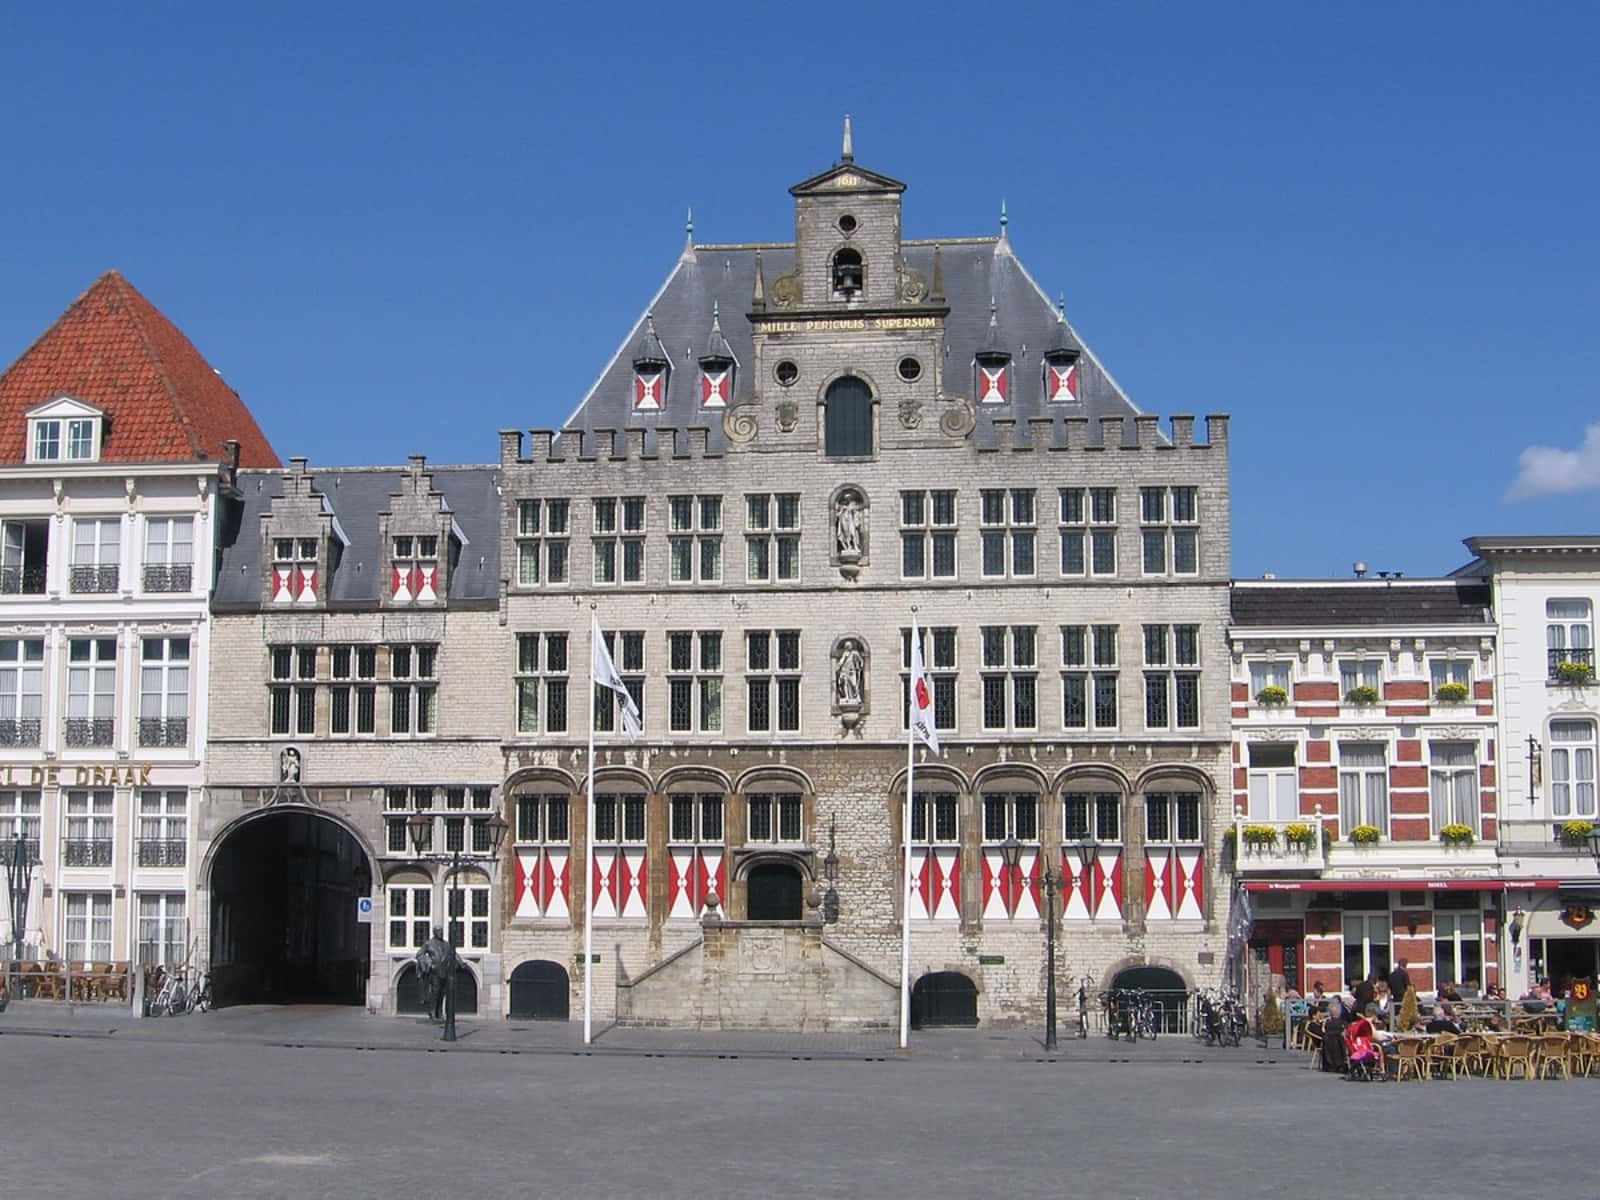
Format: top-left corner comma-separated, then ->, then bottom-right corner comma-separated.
774,360 -> 800,386
897,356 -> 922,382
837,214 -> 858,235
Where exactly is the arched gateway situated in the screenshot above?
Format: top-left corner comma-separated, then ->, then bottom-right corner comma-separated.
208,808 -> 373,1007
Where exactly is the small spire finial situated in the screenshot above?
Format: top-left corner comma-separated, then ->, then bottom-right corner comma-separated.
712,300 -> 721,328
686,207 -> 694,236
988,296 -> 998,326
842,114 -> 853,163
1056,294 -> 1066,321
1000,199 -> 1008,232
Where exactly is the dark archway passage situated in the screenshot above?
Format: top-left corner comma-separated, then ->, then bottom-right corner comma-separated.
1110,964 -> 1189,1034
209,810 -> 371,1007
910,971 -> 979,1029
746,863 -> 803,920
509,960 -> 570,1020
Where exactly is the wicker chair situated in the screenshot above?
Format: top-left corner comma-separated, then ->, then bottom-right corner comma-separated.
1423,1034 -> 1458,1079
1496,1035 -> 1538,1081
1391,1038 -> 1427,1082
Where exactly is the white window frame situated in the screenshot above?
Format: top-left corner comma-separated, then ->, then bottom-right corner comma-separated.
388,644 -> 438,737
515,632 -> 569,735
1428,741 -> 1479,834
387,882 -> 434,951
143,516 -> 194,592
139,636 -> 190,746
1550,719 -> 1597,819
1338,743 -> 1389,836
1142,624 -> 1201,730
66,636 -> 117,744
1247,744 -> 1298,822
63,891 -> 113,961
516,498 -> 570,586
135,892 -> 186,966
745,492 -> 801,583
1433,910 -> 1483,991
668,495 -> 722,584
1342,913 -> 1391,981
0,637 -> 44,744
667,631 -> 723,733
900,489 -> 956,581
981,624 -> 1038,731
746,630 -> 800,734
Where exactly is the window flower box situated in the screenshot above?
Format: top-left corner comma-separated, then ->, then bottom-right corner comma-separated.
1280,822 -> 1315,850
1255,685 -> 1288,707
1434,682 -> 1470,703
1557,660 -> 1595,685
1344,685 -> 1381,706
1439,823 -> 1475,846
1559,819 -> 1596,848
1242,824 -> 1280,850
1349,824 -> 1382,845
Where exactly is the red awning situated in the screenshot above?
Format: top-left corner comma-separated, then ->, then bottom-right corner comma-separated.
1241,879 -> 1559,893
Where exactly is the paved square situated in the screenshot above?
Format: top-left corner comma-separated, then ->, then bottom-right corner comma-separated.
1,1030 -> 1586,1199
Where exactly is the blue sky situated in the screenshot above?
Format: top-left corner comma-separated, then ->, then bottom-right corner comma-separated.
1,1 -> 1594,579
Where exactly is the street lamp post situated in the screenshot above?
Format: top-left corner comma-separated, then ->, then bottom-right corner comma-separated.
407,808 -> 508,1043
6,819 -> 29,993
1000,833 -> 1061,1052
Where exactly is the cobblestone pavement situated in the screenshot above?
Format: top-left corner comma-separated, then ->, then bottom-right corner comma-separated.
0,1000 -> 1305,1064
1,1019 -> 1588,1200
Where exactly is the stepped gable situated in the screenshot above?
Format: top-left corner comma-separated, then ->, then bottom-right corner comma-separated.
0,271 -> 279,467
1231,581 -> 1493,627
214,464 -> 502,608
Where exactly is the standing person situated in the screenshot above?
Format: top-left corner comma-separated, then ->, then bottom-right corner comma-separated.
1387,958 -> 1412,1010
1353,972 -> 1377,1014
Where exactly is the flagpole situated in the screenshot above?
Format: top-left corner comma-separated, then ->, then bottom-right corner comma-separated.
584,606 -> 597,1046
900,611 -> 917,1050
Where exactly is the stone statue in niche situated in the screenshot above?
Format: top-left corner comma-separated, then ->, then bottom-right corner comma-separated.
835,492 -> 864,557
835,639 -> 865,707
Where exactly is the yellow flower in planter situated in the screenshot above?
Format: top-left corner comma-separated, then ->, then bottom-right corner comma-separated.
1439,823 -> 1475,846
1349,824 -> 1382,844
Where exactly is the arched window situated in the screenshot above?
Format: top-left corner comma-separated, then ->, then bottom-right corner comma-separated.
824,377 -> 873,459
831,248 -> 863,297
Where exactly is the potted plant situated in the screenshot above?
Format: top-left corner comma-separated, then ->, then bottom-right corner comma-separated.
1256,685 -> 1288,707
1435,682 -> 1470,703
1557,660 -> 1595,685
1344,684 -> 1381,706
1282,822 -> 1319,851
1242,824 -> 1279,850
1439,823 -> 1475,846
1559,819 -> 1595,848
1349,824 -> 1382,845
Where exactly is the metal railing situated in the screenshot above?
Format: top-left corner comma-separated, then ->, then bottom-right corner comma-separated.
136,839 -> 186,868
141,563 -> 193,593
138,717 -> 188,748
64,719 -> 115,747
68,565 -> 120,593
63,839 -> 113,867
0,565 -> 47,595
0,718 -> 41,747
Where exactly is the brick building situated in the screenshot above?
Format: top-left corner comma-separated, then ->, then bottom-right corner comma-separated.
0,271 -> 277,978
1227,575 -> 1503,1000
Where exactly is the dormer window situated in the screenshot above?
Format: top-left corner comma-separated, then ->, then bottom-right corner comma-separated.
271,537 -> 319,605
975,353 -> 1010,404
831,248 -> 864,298
27,397 -> 104,464
1043,348 -> 1080,403
631,315 -> 670,412
392,534 -> 440,605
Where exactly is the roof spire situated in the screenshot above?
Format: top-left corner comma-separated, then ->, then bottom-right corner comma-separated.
681,207 -> 696,261
988,296 -> 998,327
929,244 -> 945,303
842,114 -> 853,164
751,249 -> 767,311
1000,198 -> 1009,236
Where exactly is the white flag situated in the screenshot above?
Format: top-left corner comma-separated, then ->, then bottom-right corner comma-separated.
909,620 -> 940,753
591,615 -> 642,740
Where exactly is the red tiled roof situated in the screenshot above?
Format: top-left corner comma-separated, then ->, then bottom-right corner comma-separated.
0,271 -> 280,468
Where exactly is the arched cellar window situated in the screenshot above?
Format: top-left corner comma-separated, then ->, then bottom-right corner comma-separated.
824,377 -> 873,459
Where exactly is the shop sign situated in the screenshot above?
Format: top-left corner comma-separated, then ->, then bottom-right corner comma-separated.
0,763 -> 155,788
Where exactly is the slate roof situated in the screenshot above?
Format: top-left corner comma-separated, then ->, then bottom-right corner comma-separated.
1230,582 -> 1494,628
214,465 -> 502,609
563,236 -> 1143,449
0,272 -> 279,468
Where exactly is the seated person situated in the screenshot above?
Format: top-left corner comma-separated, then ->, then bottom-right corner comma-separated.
1426,1001 -> 1464,1035
1320,999 -> 1348,1073
1438,979 -> 1463,1002
1485,983 -> 1506,1002
1309,981 -> 1329,1008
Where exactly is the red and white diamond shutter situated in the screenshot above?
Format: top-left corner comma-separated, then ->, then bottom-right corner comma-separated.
700,369 -> 730,408
634,371 -> 664,411
977,363 -> 1009,404
1046,362 -> 1078,402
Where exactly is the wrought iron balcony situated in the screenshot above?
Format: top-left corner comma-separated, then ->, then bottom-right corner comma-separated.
142,563 -> 193,593
63,838 -> 113,867
136,839 -> 186,868
65,718 -> 115,747
0,718 -> 42,747
69,564 -> 120,593
1549,647 -> 1595,680
0,564 -> 46,595
138,717 -> 188,748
